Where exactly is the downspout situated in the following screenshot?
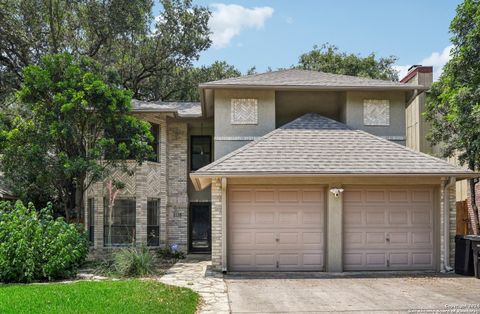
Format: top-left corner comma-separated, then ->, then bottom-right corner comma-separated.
443,177 -> 455,272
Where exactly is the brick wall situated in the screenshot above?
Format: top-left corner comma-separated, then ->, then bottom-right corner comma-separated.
440,184 -> 456,269
85,116 -> 189,255
211,179 -> 222,269
166,122 -> 189,251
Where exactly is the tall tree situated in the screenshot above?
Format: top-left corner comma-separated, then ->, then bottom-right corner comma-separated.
297,43 -> 399,81
424,0 -> 480,234
156,61 -> 241,101
0,53 -> 153,220
0,0 -> 211,104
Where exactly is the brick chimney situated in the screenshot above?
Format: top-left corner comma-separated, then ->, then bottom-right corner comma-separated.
400,65 -> 433,88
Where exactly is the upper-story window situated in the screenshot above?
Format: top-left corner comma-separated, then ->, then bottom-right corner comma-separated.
148,123 -> 160,162
231,98 -> 258,124
191,136 -> 211,171
364,99 -> 390,126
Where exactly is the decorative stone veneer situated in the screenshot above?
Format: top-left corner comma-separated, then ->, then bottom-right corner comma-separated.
211,179 -> 222,270
85,115 -> 189,254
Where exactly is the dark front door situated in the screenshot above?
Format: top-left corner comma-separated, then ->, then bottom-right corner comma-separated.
189,203 -> 211,253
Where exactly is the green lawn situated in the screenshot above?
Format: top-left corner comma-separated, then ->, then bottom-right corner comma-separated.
0,279 -> 198,314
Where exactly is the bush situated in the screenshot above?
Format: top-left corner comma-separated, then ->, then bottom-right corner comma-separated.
157,243 -> 186,260
0,201 -> 88,283
112,245 -> 156,277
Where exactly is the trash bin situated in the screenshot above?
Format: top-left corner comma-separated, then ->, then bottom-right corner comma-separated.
455,235 -> 474,276
464,235 -> 480,279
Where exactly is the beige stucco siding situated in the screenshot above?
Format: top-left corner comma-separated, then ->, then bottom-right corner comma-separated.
344,91 -> 406,145
275,91 -> 345,127
214,89 -> 275,159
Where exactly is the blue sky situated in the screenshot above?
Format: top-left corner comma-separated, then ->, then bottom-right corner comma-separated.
154,0 -> 462,80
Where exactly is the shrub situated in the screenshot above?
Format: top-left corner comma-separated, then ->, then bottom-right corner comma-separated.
0,201 -> 88,283
157,243 -> 186,260
112,245 -> 156,277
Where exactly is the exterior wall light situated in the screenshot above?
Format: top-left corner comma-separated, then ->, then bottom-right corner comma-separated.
329,187 -> 344,198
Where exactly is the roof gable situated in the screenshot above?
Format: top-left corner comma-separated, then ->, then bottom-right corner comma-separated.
192,113 -> 474,178
199,69 -> 426,90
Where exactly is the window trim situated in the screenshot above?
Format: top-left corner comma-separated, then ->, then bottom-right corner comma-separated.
190,135 -> 212,171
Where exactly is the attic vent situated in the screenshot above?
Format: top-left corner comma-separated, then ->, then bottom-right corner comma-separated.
231,98 -> 258,125
364,99 -> 390,126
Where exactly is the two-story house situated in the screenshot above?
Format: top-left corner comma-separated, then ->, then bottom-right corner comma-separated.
85,69 -> 475,273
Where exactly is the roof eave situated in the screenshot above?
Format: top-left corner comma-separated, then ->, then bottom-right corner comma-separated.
198,84 -> 428,91
190,172 -> 478,190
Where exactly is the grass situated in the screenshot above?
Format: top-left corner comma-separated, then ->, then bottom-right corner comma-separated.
0,279 -> 199,314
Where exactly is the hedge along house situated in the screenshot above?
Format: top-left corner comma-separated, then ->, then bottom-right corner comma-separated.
85,69 -> 477,272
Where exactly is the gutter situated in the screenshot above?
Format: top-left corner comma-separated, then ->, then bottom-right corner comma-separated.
406,89 -> 421,107
443,177 -> 456,272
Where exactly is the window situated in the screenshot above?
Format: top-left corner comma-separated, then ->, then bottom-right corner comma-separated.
364,99 -> 390,126
191,136 -> 212,171
103,198 -> 136,246
147,199 -> 160,247
87,198 -> 94,246
148,123 -> 160,162
231,98 -> 258,124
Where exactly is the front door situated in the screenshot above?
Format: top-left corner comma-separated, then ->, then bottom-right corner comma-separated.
189,203 -> 211,253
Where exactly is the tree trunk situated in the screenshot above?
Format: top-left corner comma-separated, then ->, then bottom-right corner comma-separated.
468,178 -> 480,235
63,201 -> 70,222
74,176 -> 85,224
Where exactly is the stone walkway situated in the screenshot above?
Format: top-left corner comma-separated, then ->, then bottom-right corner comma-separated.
158,255 -> 230,314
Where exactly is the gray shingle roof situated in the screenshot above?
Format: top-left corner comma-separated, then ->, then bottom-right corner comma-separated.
192,113 -> 475,177
199,69 -> 426,90
131,100 -> 201,118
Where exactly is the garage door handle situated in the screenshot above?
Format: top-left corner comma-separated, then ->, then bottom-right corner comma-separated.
276,238 -> 280,242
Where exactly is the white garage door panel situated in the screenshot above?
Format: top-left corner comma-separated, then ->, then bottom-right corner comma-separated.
228,186 -> 325,271
343,187 -> 435,271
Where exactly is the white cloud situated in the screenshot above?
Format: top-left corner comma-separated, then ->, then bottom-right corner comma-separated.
209,3 -> 274,49
286,17 -> 294,24
395,45 -> 454,81
393,65 -> 411,81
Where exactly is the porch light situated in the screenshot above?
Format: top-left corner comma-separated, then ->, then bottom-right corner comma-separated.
329,187 -> 344,198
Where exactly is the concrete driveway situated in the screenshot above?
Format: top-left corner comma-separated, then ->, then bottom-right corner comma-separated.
225,272 -> 480,313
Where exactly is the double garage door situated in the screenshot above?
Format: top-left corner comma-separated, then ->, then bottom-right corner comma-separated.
228,185 -> 435,272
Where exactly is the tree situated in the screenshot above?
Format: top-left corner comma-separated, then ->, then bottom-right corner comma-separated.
158,61 -> 241,101
297,43 -> 399,81
0,53 -> 153,220
0,0 -> 211,104
424,0 -> 480,234
105,179 -> 125,246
